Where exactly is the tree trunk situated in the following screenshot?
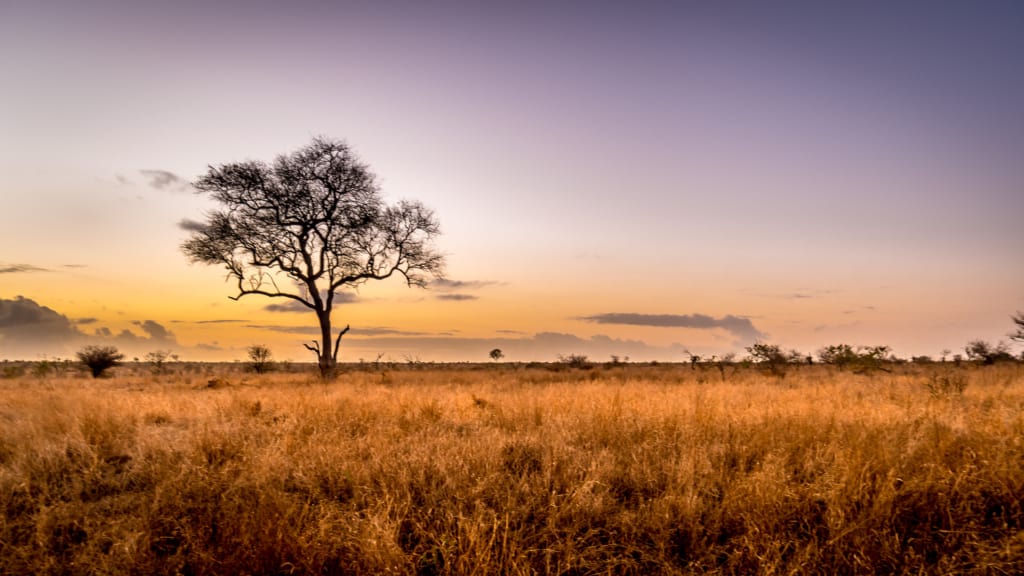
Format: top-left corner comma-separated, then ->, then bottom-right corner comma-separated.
317,310 -> 337,379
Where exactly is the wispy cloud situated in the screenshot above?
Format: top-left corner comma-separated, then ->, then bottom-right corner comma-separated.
177,218 -> 207,232
579,312 -> 765,345
245,324 -> 321,335
246,324 -> 432,337
263,293 -> 357,312
192,319 -> 246,324
0,264 -> 50,274
429,279 -> 499,291
436,293 -> 478,301
352,326 -> 432,337
140,169 -> 190,192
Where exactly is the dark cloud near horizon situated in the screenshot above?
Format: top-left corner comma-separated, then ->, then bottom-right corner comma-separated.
580,312 -> 765,344
140,169 -> 190,192
0,297 -> 83,353
0,297 -> 210,360
0,264 -> 50,274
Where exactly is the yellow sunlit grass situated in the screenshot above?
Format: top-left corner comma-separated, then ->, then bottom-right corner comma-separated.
1,363 -> 1022,574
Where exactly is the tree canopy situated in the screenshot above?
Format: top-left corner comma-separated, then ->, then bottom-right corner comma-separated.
182,137 -> 444,377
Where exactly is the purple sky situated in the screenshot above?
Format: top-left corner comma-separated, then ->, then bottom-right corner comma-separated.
1,1 -> 1022,361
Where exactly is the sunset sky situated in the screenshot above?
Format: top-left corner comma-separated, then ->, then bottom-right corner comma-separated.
2,0 -> 1023,363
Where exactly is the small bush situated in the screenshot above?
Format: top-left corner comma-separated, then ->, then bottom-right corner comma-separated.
558,354 -> 590,369
76,346 -> 124,378
145,350 -> 173,374
247,345 -> 273,374
964,340 -> 1014,365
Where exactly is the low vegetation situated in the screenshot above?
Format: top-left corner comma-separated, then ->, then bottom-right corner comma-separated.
1,362 -> 1022,574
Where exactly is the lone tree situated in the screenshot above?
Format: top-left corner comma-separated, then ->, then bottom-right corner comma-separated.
182,137 -> 444,378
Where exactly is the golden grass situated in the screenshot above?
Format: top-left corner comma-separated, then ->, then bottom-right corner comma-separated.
1,363 -> 1022,574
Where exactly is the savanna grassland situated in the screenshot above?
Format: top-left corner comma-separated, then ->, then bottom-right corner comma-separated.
1,361 -> 1022,575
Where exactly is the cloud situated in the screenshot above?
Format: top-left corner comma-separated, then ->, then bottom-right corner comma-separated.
246,323 -> 433,337
0,264 -> 50,274
140,169 -> 190,192
177,218 -> 208,232
263,293 -> 357,313
0,297 -> 202,360
192,319 -> 246,324
0,296 -> 84,356
246,324 -> 321,335
579,312 -> 765,344
436,294 -> 478,301
352,326 -> 431,336
131,320 -> 176,344
429,279 -> 498,291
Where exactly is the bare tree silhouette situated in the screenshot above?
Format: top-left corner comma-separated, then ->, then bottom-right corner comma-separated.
182,137 -> 444,378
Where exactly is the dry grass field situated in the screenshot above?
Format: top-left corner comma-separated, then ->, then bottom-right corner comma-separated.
1,361 -> 1022,575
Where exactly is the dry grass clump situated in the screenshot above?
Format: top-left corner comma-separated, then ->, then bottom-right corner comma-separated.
0,363 -> 1022,574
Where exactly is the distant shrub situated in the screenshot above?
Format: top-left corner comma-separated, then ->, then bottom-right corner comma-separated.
818,344 -> 893,374
247,345 -> 273,374
558,354 -> 590,369
1,363 -> 26,379
964,340 -> 1014,365
745,342 -> 797,377
145,350 -> 172,374
76,345 -> 124,378
32,360 -> 55,378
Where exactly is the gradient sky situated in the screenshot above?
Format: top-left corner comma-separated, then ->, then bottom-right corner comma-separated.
2,0 -> 1023,362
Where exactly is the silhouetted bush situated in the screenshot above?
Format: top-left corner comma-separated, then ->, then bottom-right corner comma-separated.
76,345 -> 124,378
745,342 -> 798,377
558,354 -> 590,369
247,345 -> 273,374
964,340 -> 1014,365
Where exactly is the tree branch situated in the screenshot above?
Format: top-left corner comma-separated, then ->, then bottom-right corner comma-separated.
332,324 -> 350,362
